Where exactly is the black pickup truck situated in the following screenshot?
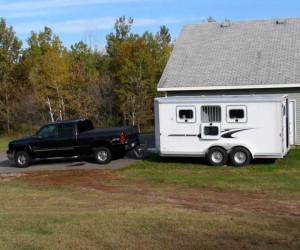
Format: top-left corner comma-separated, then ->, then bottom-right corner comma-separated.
7,119 -> 140,168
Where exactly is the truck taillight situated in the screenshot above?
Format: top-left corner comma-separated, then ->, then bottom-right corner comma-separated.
119,132 -> 125,144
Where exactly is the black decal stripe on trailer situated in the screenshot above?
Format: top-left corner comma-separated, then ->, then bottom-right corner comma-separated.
168,134 -> 198,137
221,128 -> 254,138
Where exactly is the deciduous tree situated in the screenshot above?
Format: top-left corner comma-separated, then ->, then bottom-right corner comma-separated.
0,18 -> 22,133
22,27 -> 69,122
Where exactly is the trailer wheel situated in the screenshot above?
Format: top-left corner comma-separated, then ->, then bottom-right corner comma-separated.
206,147 -> 228,166
15,151 -> 31,168
94,147 -> 112,164
230,147 -> 251,167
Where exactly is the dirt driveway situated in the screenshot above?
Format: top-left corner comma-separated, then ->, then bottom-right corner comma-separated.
0,133 -> 155,173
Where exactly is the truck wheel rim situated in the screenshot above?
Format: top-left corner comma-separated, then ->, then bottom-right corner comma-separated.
97,150 -> 107,161
17,155 -> 26,165
211,151 -> 223,164
234,152 -> 246,164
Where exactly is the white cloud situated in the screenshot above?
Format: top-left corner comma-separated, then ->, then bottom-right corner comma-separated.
13,16 -> 198,34
0,0 -> 165,19
0,0 -> 152,11
134,17 -> 199,27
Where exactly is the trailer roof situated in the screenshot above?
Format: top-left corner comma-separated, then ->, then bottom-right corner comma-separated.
155,94 -> 288,104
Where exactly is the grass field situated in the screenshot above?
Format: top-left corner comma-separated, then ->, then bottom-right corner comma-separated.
0,149 -> 299,249
0,138 -> 9,152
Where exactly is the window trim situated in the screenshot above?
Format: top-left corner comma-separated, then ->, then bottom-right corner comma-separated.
226,105 -> 247,123
201,123 -> 221,140
176,106 -> 196,123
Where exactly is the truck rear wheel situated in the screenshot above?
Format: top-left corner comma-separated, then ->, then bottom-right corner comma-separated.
15,151 -> 31,168
94,147 -> 112,164
230,147 -> 251,167
206,147 -> 228,166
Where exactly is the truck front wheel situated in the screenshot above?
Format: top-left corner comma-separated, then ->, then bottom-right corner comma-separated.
94,147 -> 112,164
15,151 -> 31,168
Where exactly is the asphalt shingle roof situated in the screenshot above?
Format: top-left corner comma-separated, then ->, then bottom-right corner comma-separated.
158,18 -> 300,90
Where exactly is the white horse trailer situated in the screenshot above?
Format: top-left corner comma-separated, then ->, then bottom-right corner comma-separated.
154,95 -> 290,166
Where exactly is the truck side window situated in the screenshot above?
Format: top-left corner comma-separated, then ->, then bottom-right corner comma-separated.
77,120 -> 94,133
36,125 -> 56,138
176,106 -> 196,123
57,124 -> 75,137
226,106 -> 247,123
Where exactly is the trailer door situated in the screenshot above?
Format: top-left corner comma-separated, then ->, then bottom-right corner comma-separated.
282,100 -> 289,153
289,100 -> 296,145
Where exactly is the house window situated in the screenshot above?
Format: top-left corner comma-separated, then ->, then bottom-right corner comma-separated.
201,106 -> 221,122
176,106 -> 196,123
226,106 -> 247,123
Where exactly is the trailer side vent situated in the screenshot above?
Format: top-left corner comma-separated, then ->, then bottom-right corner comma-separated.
201,106 -> 221,122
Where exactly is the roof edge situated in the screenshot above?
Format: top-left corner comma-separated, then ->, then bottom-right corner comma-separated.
157,83 -> 300,92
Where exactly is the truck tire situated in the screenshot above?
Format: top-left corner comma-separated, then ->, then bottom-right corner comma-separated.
15,151 -> 31,168
94,147 -> 112,164
206,147 -> 228,166
230,147 -> 251,167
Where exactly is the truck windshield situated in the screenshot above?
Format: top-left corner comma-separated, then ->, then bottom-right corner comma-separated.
77,120 -> 94,133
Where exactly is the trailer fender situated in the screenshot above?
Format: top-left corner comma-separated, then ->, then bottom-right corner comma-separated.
228,145 -> 254,159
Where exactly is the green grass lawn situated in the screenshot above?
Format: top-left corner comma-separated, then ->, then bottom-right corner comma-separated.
0,149 -> 299,249
121,149 -> 300,198
0,137 -> 9,152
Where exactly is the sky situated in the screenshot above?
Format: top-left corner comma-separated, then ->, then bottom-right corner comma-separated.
1,0 -> 299,49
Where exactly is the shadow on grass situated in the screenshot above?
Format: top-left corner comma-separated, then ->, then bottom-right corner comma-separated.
142,153 -> 277,167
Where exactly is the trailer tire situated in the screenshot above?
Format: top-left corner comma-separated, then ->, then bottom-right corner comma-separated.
206,147 -> 228,166
94,147 -> 112,164
15,151 -> 31,168
230,147 -> 251,167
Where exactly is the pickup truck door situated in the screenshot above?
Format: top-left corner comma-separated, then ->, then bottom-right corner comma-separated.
55,123 -> 77,157
31,124 -> 57,158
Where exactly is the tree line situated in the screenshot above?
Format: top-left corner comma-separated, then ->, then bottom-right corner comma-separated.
0,16 -> 173,134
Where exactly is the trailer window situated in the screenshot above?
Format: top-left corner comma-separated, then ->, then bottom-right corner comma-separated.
201,123 -> 221,140
176,106 -> 196,123
227,106 -> 247,123
201,106 -> 221,122
229,110 -> 244,119
179,110 -> 193,119
204,126 -> 219,136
